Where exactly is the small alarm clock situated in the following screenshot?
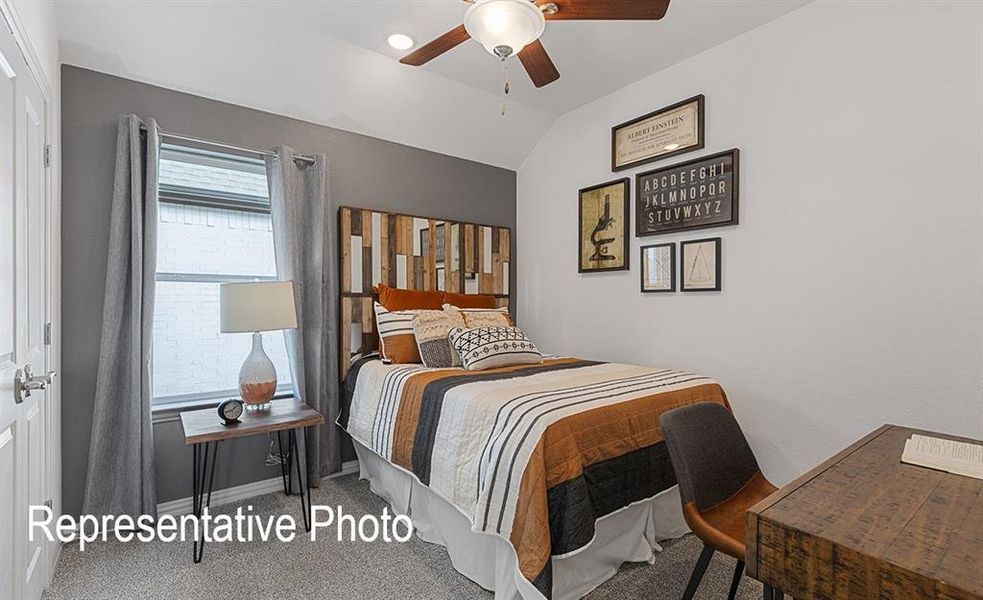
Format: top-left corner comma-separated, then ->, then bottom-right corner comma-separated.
218,398 -> 244,425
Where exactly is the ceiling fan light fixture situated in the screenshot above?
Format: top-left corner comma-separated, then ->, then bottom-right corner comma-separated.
387,33 -> 415,50
464,0 -> 546,59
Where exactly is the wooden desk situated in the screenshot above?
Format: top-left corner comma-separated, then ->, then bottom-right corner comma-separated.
746,425 -> 983,600
179,399 -> 325,563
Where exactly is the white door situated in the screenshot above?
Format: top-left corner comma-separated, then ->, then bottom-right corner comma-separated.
0,14 -> 52,600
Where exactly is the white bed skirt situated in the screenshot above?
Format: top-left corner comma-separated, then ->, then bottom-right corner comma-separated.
352,441 -> 690,600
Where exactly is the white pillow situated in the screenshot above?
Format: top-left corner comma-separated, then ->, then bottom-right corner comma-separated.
448,326 -> 542,371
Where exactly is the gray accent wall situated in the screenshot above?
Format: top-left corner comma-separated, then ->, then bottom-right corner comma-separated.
61,65 -> 516,516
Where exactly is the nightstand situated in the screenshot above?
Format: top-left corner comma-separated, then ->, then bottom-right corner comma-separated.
179,399 -> 324,563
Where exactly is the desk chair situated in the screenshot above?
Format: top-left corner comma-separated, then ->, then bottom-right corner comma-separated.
660,403 -> 779,600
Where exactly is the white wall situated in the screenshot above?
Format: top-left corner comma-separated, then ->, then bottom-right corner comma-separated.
517,0 -> 983,483
8,0 -> 58,87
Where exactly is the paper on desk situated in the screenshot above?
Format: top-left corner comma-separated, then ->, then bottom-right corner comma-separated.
901,434 -> 983,480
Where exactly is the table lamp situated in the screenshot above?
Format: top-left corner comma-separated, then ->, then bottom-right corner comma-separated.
220,281 -> 297,411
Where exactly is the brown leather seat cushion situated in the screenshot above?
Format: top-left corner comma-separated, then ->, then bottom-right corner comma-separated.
683,470 -> 778,560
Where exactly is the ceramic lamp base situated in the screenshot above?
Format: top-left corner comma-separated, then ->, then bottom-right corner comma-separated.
239,332 -> 277,412
241,381 -> 275,412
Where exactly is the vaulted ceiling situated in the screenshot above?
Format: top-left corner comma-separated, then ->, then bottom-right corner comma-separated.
55,0 -> 810,169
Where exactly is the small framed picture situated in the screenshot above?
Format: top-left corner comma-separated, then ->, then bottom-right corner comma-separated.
680,237 -> 721,292
640,243 -> 675,293
578,178 -> 630,273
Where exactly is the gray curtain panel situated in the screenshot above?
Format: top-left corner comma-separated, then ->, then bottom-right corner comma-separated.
82,114 -> 160,518
266,147 -> 341,483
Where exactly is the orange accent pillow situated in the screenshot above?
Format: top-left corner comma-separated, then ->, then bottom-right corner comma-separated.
380,334 -> 421,364
374,283 -> 444,311
442,292 -> 499,309
373,302 -> 432,364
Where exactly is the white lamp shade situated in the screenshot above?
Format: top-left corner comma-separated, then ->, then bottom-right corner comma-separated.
220,281 -> 298,333
464,0 -> 545,57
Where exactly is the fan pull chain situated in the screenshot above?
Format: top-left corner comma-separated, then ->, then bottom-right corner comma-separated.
500,58 -> 511,116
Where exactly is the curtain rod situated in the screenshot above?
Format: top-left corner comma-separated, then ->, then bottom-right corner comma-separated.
139,125 -> 316,165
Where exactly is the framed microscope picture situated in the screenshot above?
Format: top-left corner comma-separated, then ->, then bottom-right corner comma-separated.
579,178 -> 630,273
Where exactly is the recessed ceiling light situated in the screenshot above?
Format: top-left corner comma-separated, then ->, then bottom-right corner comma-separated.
388,34 -> 414,51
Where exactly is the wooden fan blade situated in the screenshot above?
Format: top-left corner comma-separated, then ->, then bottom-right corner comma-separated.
543,0 -> 671,20
518,40 -> 560,88
400,24 -> 470,66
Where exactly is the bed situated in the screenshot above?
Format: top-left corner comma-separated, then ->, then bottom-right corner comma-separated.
339,355 -> 730,600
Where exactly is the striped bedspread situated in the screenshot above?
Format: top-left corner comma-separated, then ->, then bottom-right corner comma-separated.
340,357 -> 729,599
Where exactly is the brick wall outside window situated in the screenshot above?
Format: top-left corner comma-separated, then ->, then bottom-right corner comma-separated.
153,159 -> 293,402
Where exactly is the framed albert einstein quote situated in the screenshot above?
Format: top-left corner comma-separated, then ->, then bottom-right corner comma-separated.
611,95 -> 705,172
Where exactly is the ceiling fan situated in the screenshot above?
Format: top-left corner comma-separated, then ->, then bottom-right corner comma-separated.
399,0 -> 672,88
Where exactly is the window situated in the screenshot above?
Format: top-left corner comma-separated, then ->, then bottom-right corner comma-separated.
152,144 -> 292,407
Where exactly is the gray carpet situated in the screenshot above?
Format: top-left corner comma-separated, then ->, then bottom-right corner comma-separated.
44,474 -> 762,599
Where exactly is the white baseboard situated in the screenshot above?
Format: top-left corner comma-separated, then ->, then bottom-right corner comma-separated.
157,459 -> 360,517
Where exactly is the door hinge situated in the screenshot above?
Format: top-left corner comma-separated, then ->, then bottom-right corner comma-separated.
43,144 -> 51,168
43,322 -> 51,346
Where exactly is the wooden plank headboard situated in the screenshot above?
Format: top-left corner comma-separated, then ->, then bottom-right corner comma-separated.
339,206 -> 511,378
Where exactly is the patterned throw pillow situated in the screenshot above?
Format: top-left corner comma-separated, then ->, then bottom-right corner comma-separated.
412,309 -> 466,368
443,304 -> 513,328
448,326 -> 542,371
374,302 -> 437,364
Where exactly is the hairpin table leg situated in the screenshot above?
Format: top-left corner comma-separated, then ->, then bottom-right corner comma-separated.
289,428 -> 312,531
191,440 -> 219,563
276,430 -> 292,495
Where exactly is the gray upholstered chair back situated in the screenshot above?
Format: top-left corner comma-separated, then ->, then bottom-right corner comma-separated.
660,402 -> 760,512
